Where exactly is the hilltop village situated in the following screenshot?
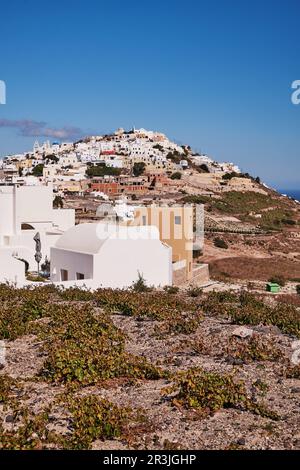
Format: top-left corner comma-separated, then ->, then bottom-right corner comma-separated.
0,128 -> 300,451
0,127 -> 239,289
0,127 -> 300,292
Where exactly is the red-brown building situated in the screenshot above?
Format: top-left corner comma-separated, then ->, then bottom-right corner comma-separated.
90,176 -> 148,196
146,172 -> 170,188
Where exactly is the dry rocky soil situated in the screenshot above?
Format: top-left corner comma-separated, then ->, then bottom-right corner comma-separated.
1,286 -> 300,450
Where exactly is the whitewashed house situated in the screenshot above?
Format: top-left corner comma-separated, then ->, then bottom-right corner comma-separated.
0,252 -> 26,285
50,223 -> 172,288
0,185 -> 75,276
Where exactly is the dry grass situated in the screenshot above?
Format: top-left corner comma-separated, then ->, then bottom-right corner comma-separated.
209,256 -> 300,282
277,294 -> 300,308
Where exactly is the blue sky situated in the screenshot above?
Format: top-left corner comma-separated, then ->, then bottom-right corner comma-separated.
0,0 -> 299,189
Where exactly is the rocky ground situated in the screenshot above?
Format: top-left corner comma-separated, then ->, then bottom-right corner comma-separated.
1,287 -> 300,450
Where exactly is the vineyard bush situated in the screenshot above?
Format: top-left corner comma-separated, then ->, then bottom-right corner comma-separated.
225,334 -> 283,363
0,374 -> 14,404
162,367 -> 279,420
39,304 -> 165,384
62,395 -> 130,449
201,291 -> 300,338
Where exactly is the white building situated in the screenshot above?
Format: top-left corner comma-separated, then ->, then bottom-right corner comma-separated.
51,223 -> 172,288
43,164 -> 61,180
102,154 -> 123,168
59,153 -> 78,167
0,185 -> 75,275
0,252 -> 26,285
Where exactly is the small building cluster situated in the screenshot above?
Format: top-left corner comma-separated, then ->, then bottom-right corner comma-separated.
0,183 -> 207,289
0,127 -> 240,197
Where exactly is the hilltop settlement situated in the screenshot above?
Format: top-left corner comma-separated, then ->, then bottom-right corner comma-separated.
0,128 -> 300,450
1,126 -> 299,290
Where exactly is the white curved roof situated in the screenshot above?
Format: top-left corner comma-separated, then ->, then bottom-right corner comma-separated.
55,223 -> 160,254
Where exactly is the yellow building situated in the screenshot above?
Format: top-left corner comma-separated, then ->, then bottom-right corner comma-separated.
130,205 -> 196,282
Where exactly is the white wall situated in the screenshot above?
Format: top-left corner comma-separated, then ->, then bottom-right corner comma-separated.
0,251 -> 26,285
93,238 -> 172,288
51,238 -> 172,288
0,187 -> 15,239
52,209 -> 75,231
15,185 -> 53,230
51,248 -> 94,282
0,185 -> 75,271
6,231 -> 62,270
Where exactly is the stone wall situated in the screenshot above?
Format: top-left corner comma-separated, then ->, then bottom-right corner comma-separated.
173,266 -> 187,286
173,263 -> 210,286
191,264 -> 210,285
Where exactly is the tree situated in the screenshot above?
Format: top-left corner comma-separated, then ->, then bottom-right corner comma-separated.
153,144 -> 164,152
133,162 -> 146,177
53,195 -> 64,208
41,257 -> 50,275
214,237 -> 228,249
44,154 -> 59,163
170,172 -> 182,180
131,272 -> 152,292
32,163 -> 44,177
222,172 -> 239,180
193,248 -> 203,259
199,164 -> 209,173
86,165 -> 121,177
268,275 -> 286,287
166,151 -> 181,164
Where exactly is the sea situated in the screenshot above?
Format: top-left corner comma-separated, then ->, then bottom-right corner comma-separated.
278,189 -> 300,202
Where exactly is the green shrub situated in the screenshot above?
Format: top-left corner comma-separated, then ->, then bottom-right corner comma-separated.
269,275 -> 286,287
213,237 -> 228,249
0,410 -> 52,450
170,172 -> 182,180
282,218 -> 296,225
86,165 -> 121,177
187,286 -> 203,298
226,334 -> 283,363
201,290 -> 300,338
0,297 -> 48,340
133,162 -> 146,177
285,365 -> 300,379
162,367 -> 278,420
39,304 -> 164,385
163,285 -> 179,295
53,195 -> 64,209
63,395 -> 130,449
181,195 -> 210,205
0,375 -> 13,404
131,273 -> 152,293
193,248 -> 203,259
32,164 -> 44,177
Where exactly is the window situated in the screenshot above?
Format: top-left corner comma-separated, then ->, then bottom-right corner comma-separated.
60,269 -> 68,281
76,272 -> 85,280
175,216 -> 181,225
21,223 -> 35,230
142,215 -> 147,225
